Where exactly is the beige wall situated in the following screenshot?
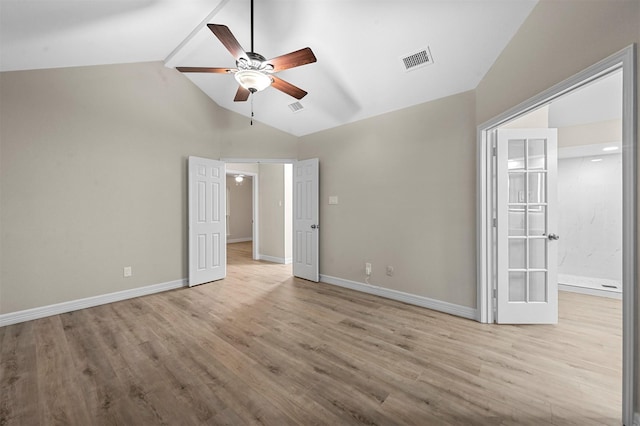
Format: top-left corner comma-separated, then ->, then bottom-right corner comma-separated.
298,90 -> 477,308
558,119 -> 623,148
227,176 -> 253,241
501,105 -> 549,129
0,61 -> 296,313
475,0 -> 640,415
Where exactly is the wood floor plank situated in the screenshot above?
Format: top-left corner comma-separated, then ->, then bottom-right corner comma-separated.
33,316 -> 93,425
0,322 -> 39,425
0,241 -> 622,425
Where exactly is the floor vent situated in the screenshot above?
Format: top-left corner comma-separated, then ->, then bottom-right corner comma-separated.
401,47 -> 434,72
288,101 -> 304,113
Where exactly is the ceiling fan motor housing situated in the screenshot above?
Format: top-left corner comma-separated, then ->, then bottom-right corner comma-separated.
237,52 -> 273,72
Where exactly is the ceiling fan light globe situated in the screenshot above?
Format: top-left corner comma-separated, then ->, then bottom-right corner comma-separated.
234,69 -> 272,92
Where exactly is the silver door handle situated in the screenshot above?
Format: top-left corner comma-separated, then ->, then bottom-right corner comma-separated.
547,233 -> 560,240
311,224 -> 319,229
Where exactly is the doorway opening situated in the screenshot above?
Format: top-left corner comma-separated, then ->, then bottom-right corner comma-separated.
188,157 -> 320,286
226,162 -> 293,272
477,45 -> 636,425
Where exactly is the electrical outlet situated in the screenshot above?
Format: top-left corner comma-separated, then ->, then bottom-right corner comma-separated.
365,262 -> 372,276
386,265 -> 394,276
123,266 -> 132,278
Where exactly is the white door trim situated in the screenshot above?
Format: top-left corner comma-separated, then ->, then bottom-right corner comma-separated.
476,44 -> 636,426
226,168 -> 259,260
221,158 -> 296,164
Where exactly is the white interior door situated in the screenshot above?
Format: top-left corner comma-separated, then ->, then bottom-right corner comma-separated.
496,128 -> 558,324
188,156 -> 226,287
293,158 -> 319,282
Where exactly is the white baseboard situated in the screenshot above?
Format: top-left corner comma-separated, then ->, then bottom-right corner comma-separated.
258,254 -> 292,265
320,275 -> 477,320
558,273 -> 621,292
0,279 -> 187,327
228,238 -> 253,243
559,284 -> 622,300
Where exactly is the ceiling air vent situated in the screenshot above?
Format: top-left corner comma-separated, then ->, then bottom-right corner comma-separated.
288,101 -> 304,113
401,47 -> 434,72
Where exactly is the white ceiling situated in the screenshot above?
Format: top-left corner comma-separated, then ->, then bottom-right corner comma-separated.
0,0 -> 538,136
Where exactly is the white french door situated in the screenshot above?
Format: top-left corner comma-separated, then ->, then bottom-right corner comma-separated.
293,158 -> 319,282
188,156 -> 226,287
496,128 -> 558,324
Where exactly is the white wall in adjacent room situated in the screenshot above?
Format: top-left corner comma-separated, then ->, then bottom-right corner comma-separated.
557,153 -> 622,281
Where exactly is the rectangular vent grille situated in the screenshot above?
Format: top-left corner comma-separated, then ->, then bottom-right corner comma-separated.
401,47 -> 434,72
288,101 -> 304,113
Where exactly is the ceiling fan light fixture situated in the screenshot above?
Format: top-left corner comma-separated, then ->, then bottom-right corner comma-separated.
234,69 -> 272,92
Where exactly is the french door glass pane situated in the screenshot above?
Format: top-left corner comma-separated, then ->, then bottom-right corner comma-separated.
509,238 -> 526,269
528,206 -> 546,236
529,238 -> 546,269
528,138 -> 546,170
508,173 -> 526,203
508,139 -> 525,170
509,272 -> 526,302
509,210 -> 526,236
529,271 -> 547,302
527,173 -> 546,203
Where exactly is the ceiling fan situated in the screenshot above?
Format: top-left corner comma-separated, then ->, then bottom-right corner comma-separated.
177,0 -> 317,102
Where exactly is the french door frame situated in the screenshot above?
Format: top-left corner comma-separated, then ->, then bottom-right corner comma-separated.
477,45 -> 637,425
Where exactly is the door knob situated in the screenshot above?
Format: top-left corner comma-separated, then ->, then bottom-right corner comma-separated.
311,224 -> 319,229
547,233 -> 559,240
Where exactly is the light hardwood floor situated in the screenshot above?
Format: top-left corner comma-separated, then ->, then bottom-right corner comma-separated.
0,242 -> 622,425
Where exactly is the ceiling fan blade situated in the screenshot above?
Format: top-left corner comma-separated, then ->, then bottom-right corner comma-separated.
176,67 -> 235,74
267,47 -> 317,72
208,24 -> 249,62
271,76 -> 308,100
234,86 -> 251,102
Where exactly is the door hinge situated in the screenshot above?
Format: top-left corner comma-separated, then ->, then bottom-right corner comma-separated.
492,147 -> 497,157
492,218 -> 497,227
492,288 -> 497,298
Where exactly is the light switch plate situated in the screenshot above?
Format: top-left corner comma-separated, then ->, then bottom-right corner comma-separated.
329,196 -> 338,205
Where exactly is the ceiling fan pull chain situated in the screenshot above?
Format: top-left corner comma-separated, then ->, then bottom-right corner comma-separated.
250,96 -> 254,126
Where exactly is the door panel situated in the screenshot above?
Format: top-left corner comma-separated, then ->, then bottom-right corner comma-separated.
189,156 -> 226,287
293,158 -> 319,282
496,129 -> 558,324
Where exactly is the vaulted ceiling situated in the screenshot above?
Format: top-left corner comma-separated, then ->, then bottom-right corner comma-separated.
1,0 -> 538,136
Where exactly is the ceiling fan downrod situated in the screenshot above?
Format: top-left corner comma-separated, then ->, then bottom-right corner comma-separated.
250,0 -> 254,53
